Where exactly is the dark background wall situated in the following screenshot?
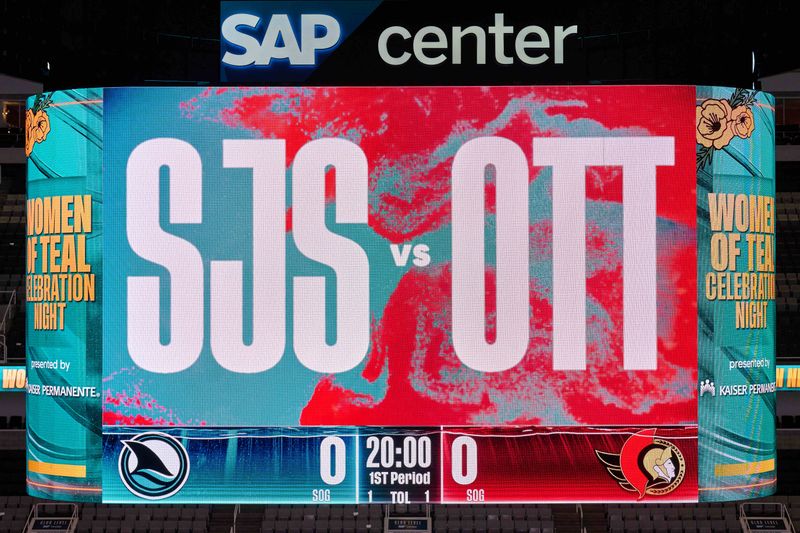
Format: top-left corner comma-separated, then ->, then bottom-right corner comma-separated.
0,0 -> 798,90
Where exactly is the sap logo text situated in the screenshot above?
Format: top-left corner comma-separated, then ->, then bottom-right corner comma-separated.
221,13 -> 341,66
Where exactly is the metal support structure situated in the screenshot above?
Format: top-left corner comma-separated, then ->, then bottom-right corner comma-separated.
740,502 -> 796,533
384,504 -> 431,533
24,503 -> 78,533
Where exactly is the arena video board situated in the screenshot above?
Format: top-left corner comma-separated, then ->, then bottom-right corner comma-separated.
25,85 -> 775,504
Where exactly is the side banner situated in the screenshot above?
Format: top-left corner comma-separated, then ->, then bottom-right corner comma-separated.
25,89 -> 103,501
696,86 -> 777,501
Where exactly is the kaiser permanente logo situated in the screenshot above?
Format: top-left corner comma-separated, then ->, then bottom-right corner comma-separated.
220,2 -> 578,79
700,377 -> 776,397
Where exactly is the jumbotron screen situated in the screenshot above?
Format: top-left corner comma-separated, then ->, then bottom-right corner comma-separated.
25,86 -> 775,503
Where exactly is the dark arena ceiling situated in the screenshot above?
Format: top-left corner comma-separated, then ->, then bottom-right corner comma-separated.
0,0 -> 798,90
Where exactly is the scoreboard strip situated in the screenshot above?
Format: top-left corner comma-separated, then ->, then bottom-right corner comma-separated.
102,426 -> 698,503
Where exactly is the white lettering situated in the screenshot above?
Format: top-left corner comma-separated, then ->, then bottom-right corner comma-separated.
126,139 -> 204,373
221,13 -> 341,66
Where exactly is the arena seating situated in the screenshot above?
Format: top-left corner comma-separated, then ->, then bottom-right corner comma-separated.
777,125 -> 800,146
0,417 -> 24,430
777,191 -> 799,359
0,451 -> 24,496
0,184 -> 24,364
249,504 -> 556,533
0,129 -> 23,150
601,503 -> 739,533
4,497 -> 800,532
0,499 -> 214,533
429,505 -> 557,533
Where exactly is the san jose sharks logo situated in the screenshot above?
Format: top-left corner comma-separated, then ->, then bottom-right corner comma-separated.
118,432 -> 190,500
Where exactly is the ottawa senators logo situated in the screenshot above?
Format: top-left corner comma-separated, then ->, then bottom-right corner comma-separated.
595,429 -> 686,499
